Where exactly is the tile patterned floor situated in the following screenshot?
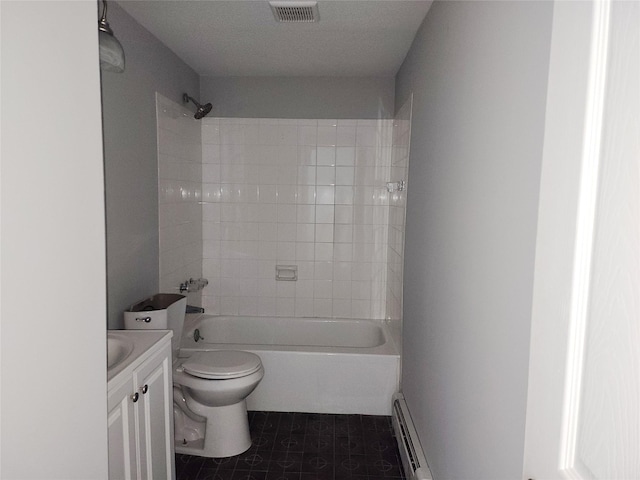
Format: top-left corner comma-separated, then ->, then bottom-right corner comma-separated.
175,411 -> 407,480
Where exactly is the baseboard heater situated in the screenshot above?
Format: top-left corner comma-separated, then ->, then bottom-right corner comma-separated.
392,392 -> 433,480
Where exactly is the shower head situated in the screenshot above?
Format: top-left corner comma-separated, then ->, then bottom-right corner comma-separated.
183,93 -> 212,119
195,103 -> 212,119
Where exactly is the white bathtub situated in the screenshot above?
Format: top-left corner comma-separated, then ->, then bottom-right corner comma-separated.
179,315 -> 400,415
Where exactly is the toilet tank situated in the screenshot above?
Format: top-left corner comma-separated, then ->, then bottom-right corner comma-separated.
124,293 -> 186,355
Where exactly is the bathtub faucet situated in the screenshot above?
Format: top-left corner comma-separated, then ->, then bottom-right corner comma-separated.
179,277 -> 209,293
186,305 -> 205,314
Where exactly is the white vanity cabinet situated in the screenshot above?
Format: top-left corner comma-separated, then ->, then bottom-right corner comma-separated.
107,331 -> 175,480
108,376 -> 137,478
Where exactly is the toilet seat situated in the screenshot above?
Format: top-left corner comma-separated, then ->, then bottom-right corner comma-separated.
181,351 -> 262,380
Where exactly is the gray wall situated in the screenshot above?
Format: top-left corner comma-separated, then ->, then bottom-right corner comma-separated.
101,2 -> 199,329
200,76 -> 394,118
2,2 -> 108,476
396,2 -> 553,478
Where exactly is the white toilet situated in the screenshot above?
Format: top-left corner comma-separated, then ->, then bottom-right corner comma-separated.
124,294 -> 263,458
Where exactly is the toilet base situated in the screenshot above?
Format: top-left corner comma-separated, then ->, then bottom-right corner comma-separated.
180,399 -> 252,458
175,438 -> 205,456
174,402 -> 205,444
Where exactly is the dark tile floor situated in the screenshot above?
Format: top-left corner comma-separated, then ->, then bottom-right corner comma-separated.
176,411 -> 407,480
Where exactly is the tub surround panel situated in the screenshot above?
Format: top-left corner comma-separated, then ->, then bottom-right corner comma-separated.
385,96 -> 412,329
396,1 -> 554,479
156,94 -> 203,305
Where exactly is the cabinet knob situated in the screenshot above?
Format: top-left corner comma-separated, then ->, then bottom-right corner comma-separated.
141,384 -> 149,394
131,392 -> 139,403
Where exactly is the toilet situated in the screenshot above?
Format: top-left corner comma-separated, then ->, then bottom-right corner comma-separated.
124,294 -> 264,458
174,350 -> 264,457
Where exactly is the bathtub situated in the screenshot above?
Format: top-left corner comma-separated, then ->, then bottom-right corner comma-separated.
179,315 -> 400,415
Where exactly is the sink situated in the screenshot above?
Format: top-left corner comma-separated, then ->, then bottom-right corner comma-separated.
107,333 -> 134,370
107,330 -> 173,383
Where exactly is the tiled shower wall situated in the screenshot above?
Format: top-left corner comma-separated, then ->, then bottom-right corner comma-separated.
199,118 -> 394,319
157,94 -> 203,304
156,94 -> 412,320
386,97 -> 412,323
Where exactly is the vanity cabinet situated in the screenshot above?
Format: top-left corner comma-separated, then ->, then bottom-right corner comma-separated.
107,331 -> 175,480
108,376 -> 137,478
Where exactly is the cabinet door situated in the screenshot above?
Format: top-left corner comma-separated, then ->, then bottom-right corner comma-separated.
134,345 -> 175,480
107,379 -> 137,480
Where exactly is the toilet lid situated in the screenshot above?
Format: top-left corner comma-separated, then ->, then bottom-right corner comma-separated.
181,351 -> 262,380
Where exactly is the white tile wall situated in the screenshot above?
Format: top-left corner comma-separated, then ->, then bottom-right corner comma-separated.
385,98 -> 413,323
199,117 -> 396,319
156,103 -> 410,320
156,94 -> 203,305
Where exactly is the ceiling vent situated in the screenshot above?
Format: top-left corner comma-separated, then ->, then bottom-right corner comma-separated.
269,1 -> 319,23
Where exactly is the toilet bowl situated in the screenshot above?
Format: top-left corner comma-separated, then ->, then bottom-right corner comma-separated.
124,294 -> 264,458
173,351 -> 264,457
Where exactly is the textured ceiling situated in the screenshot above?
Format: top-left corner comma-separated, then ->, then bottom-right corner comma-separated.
118,0 -> 433,77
